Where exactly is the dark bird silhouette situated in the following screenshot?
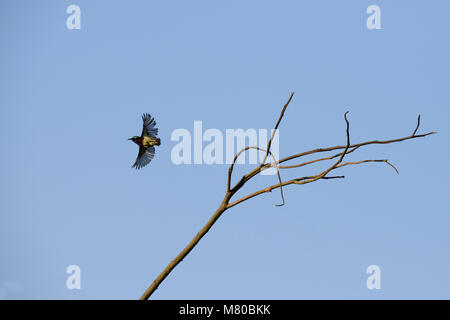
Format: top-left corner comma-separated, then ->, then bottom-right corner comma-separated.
128,113 -> 161,169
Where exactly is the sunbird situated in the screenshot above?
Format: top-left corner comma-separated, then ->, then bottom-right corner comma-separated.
128,113 -> 161,169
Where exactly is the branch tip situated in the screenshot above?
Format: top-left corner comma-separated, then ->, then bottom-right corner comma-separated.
412,114 -> 421,136
385,160 -> 400,175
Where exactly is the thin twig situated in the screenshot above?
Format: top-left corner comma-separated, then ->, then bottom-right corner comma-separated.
260,92 -> 294,167
412,115 -> 421,136
337,159 -> 399,174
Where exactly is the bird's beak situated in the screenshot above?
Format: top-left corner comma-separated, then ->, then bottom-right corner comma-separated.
127,138 -> 132,141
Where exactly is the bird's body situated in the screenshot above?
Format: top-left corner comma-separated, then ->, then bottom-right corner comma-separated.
129,113 -> 160,169
141,136 -> 161,148
131,136 -> 161,148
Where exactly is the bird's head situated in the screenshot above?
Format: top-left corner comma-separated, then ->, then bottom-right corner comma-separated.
128,136 -> 139,144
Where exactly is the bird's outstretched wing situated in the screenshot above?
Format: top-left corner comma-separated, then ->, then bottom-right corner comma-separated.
141,113 -> 158,138
132,146 -> 155,169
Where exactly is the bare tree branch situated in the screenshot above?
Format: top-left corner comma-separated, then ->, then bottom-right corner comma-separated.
276,127 -> 435,167
139,92 -> 435,300
226,175 -> 345,209
278,146 -> 360,170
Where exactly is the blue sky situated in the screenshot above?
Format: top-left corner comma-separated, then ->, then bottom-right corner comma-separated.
0,0 -> 449,299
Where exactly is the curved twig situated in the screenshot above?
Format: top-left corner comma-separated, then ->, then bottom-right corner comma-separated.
337,159 -> 399,174
228,146 -> 285,206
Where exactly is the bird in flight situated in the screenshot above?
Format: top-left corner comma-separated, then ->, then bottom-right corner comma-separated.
128,113 -> 161,169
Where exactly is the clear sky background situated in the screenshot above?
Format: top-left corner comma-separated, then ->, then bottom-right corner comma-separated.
1,0 -> 449,299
